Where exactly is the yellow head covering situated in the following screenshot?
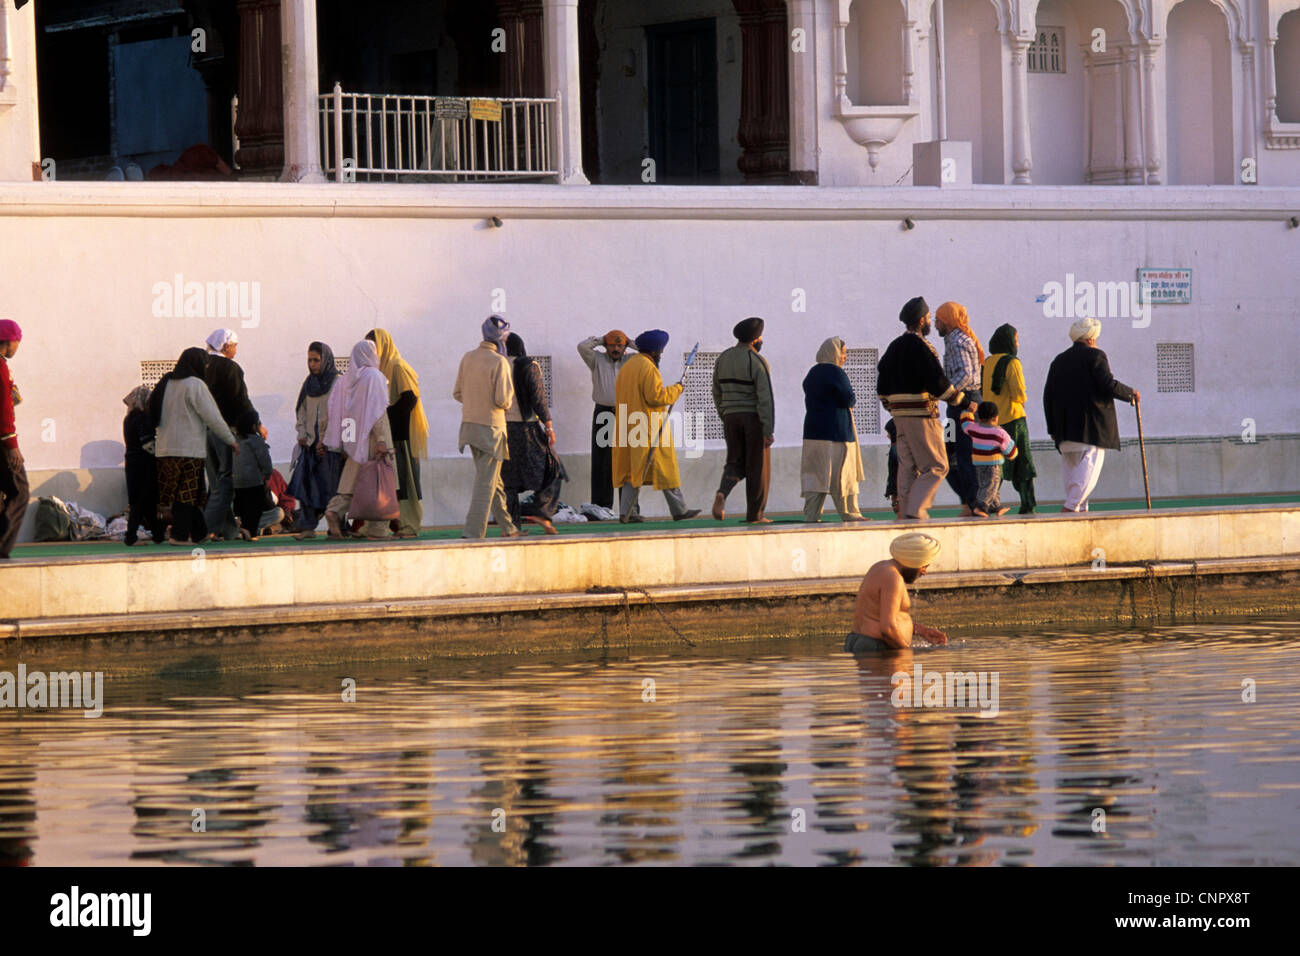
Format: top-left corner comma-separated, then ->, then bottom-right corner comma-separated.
368,328 -> 429,459
936,301 -> 985,364
889,532 -> 942,569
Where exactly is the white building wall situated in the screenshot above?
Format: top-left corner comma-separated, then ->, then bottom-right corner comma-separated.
0,183 -> 1297,536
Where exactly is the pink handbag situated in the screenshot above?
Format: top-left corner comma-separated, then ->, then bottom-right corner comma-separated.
351,454 -> 400,521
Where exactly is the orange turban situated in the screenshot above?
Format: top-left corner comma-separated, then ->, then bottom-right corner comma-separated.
603,330 -> 629,347
936,302 -> 985,364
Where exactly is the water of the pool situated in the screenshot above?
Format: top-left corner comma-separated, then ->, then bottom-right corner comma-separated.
2,617 -> 1298,866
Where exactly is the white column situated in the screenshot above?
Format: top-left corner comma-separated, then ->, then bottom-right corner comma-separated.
934,0 -> 947,140
0,0 -> 41,182
543,0 -> 589,184
280,0 -> 325,182
1263,35 -> 1278,127
1010,34 -> 1032,184
832,0 -> 850,108
1123,45 -> 1145,183
902,17 -> 916,104
1082,50 -> 1093,182
0,1 -> 11,95
1240,41 -> 1257,178
787,0 -> 819,183
1142,41 -> 1162,184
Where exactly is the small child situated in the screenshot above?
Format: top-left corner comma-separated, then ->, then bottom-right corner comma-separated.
960,401 -> 1019,517
232,410 -> 273,540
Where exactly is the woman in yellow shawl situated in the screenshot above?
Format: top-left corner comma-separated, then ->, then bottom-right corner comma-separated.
366,328 -> 429,537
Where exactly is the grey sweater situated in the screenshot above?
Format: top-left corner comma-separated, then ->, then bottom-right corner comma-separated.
155,377 -> 235,459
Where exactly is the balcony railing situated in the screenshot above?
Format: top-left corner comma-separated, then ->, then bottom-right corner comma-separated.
318,84 -> 557,183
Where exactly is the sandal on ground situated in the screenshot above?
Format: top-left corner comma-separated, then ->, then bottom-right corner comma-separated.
325,513 -> 343,538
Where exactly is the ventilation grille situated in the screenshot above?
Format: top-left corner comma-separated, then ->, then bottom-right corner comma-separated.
844,347 -> 881,435
681,351 -> 725,441
334,356 -> 350,374
139,360 -> 174,389
534,355 -> 553,409
1156,343 -> 1194,393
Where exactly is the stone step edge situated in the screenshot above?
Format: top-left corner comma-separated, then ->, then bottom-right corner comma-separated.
2,556 -> 1296,641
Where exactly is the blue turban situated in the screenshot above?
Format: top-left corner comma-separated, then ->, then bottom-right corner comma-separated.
482,314 -> 510,356
634,329 -> 669,353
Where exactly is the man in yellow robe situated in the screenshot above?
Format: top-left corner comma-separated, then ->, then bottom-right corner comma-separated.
611,329 -> 701,523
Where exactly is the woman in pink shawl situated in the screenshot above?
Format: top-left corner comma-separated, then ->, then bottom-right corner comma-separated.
322,341 -> 393,539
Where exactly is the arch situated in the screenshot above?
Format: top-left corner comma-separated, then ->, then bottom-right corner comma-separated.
1021,0 -> 1143,39
1165,0 -> 1234,183
846,0 -> 907,105
924,0 -> 1007,34
1277,8 -> 1300,122
1160,0 -> 1244,43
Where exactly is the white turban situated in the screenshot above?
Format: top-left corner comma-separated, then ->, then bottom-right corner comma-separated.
890,532 -> 942,569
1069,318 -> 1101,343
206,328 -> 239,353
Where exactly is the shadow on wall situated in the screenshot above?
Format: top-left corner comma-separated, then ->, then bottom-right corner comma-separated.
82,440 -> 125,468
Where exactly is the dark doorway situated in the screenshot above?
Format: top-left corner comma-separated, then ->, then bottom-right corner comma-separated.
646,19 -> 719,184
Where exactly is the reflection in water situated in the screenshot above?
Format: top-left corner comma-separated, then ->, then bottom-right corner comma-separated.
1,620 -> 1299,866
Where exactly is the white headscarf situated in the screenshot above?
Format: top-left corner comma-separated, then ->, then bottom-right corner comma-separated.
324,341 -> 390,462
1069,318 -> 1101,343
206,328 -> 239,354
816,336 -> 845,366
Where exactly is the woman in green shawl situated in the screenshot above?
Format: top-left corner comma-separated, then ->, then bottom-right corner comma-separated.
980,324 -> 1037,513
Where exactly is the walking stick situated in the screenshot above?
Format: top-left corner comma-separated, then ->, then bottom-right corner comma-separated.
622,343 -> 699,520
1134,396 -> 1151,510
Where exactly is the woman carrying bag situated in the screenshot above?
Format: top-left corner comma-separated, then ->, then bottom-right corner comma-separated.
322,340 -> 398,539
289,342 -> 343,538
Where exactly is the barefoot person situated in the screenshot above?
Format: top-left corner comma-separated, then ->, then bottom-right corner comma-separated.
844,532 -> 949,652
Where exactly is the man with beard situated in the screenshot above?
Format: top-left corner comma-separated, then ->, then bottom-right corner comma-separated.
711,316 -> 774,523
844,532 -> 949,651
877,296 -> 979,520
612,329 -> 701,523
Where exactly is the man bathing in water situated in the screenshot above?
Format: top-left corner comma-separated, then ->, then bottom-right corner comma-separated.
845,532 -> 949,652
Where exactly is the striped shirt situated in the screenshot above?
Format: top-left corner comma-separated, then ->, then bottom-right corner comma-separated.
960,410 -> 1019,466
943,329 -> 982,392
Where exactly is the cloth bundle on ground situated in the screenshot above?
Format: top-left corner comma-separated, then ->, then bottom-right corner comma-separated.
34,496 -> 109,541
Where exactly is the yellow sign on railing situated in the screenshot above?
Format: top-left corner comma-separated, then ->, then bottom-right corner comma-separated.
468,99 -> 503,123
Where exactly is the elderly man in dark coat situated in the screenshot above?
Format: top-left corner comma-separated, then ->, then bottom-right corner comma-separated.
1042,318 -> 1141,512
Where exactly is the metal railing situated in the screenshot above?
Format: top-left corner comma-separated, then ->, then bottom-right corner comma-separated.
319,84 -> 557,182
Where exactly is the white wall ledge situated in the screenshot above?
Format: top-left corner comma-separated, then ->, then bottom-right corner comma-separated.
1,182 -> 1299,221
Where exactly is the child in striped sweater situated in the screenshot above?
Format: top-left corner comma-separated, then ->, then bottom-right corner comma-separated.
960,402 -> 1019,517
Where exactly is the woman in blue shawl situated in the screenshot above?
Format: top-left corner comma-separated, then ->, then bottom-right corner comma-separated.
289,342 -> 343,537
